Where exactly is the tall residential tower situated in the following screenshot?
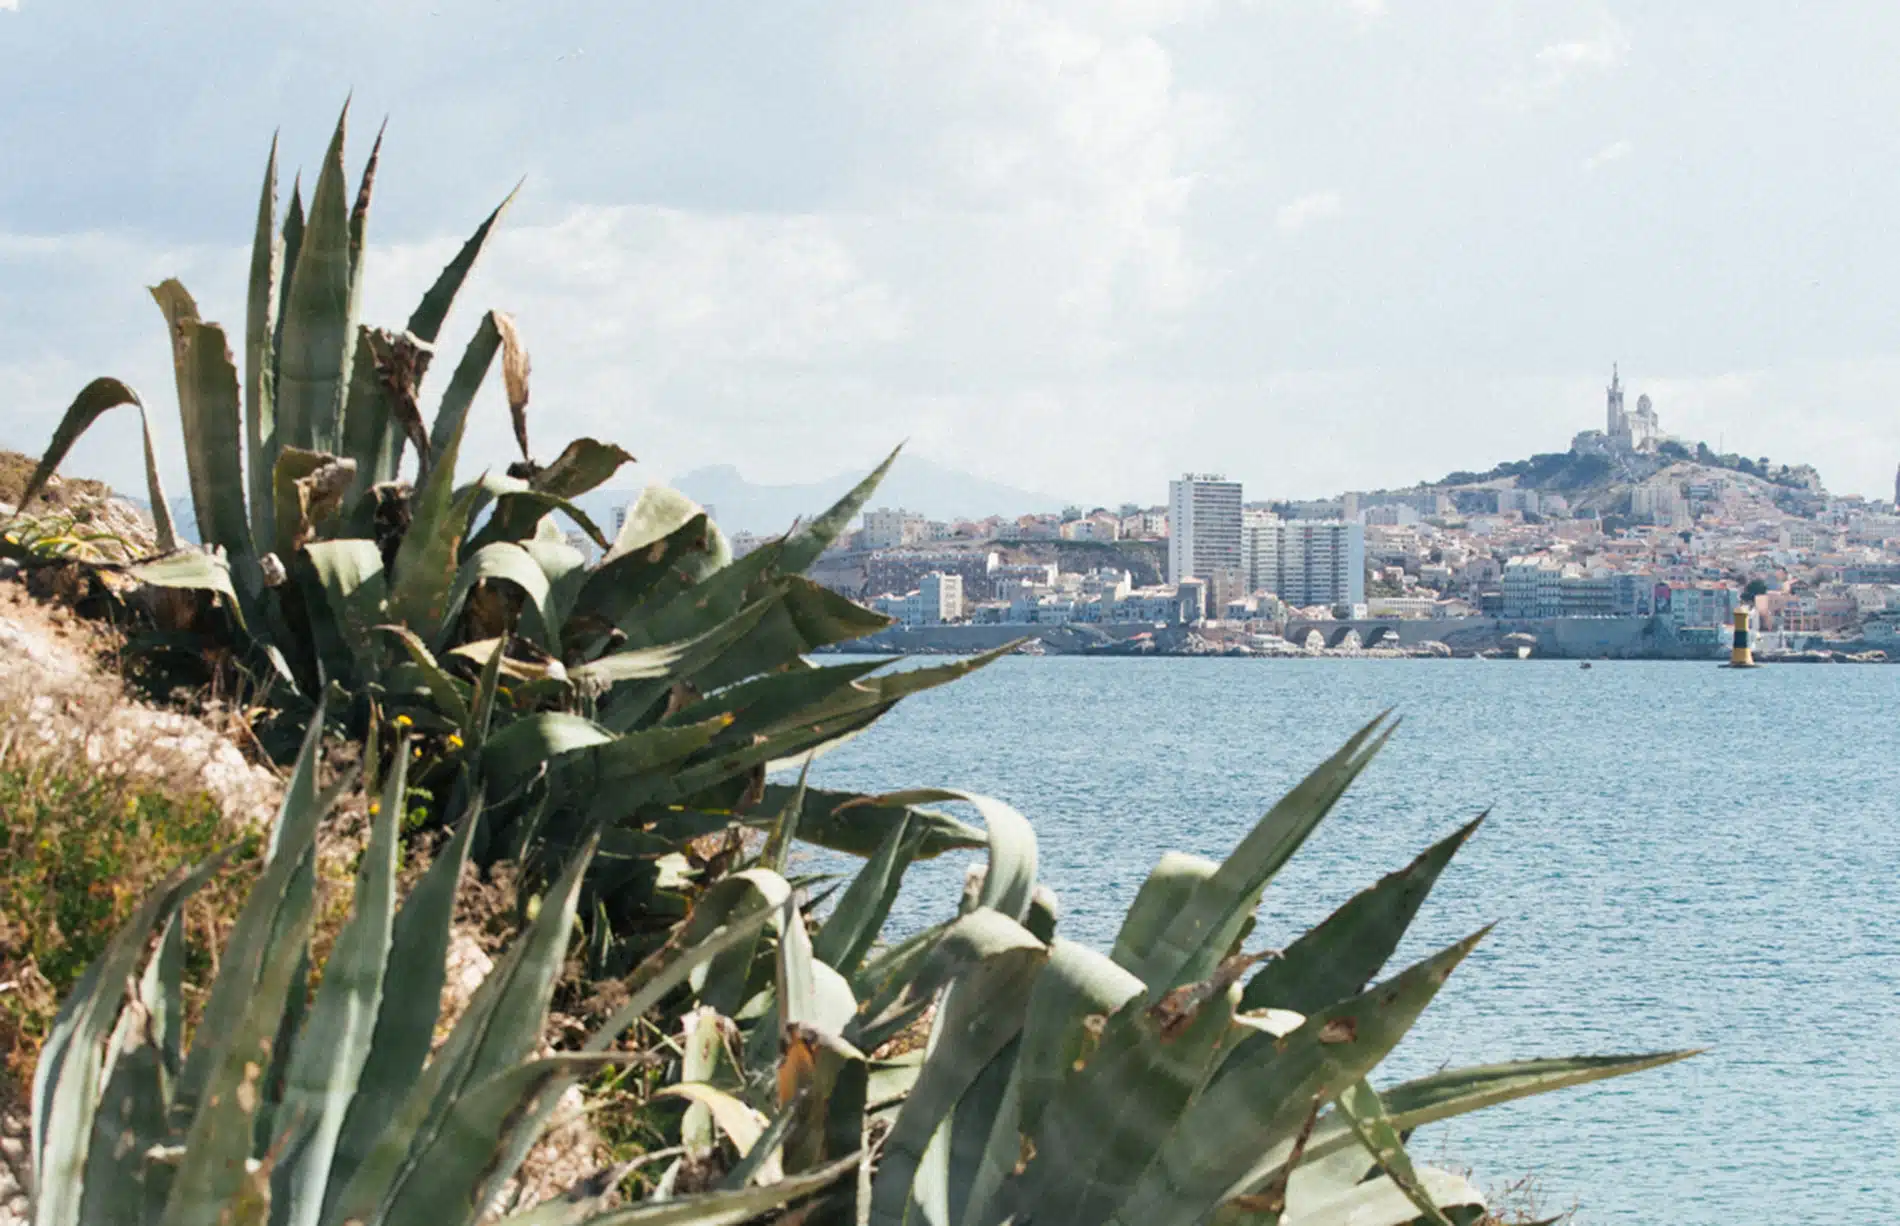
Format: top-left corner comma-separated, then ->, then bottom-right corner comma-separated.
1167,475 -> 1244,585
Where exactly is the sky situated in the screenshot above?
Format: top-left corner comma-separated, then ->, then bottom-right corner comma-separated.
6,1 -> 1900,509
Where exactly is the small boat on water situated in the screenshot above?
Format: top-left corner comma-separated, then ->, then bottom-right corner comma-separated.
1579,661 -> 1593,670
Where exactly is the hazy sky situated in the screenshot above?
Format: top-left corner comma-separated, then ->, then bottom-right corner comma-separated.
6,1 -> 1900,508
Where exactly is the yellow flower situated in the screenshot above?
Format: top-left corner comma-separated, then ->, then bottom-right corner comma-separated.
446,733 -> 465,750
394,714 -> 414,729
368,800 -> 381,816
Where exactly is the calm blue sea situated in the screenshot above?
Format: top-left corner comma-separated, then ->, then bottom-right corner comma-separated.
803,656 -> 1900,1223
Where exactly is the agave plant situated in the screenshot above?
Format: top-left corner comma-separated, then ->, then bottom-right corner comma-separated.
11,111 -> 1000,946
32,712 -> 1688,1226
610,714 -> 1693,1225
28,708 -> 865,1226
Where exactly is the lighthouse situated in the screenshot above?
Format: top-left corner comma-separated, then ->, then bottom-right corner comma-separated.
1729,605 -> 1758,668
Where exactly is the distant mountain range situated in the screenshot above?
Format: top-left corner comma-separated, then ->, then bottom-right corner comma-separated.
583,455 -> 1071,537
157,456 -> 1063,546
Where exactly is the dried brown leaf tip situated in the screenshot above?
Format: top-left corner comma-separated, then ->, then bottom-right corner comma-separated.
1149,950 -> 1267,1040
494,310 -> 532,460
1318,1017 -> 1358,1045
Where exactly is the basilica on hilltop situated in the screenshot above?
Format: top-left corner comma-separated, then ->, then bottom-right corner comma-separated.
1572,364 -> 1671,458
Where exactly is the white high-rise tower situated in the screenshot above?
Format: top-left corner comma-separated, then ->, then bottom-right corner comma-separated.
1167,475 -> 1243,585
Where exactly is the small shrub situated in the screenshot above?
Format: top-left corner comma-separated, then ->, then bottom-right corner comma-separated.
0,748 -> 256,1095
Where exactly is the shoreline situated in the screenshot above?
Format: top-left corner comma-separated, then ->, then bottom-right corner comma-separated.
825,645 -> 1895,664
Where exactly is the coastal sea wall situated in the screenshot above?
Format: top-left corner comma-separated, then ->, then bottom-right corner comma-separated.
840,616 -> 1735,659
1282,615 -> 1701,659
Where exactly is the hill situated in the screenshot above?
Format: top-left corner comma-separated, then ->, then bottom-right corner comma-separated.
1429,437 -> 1827,517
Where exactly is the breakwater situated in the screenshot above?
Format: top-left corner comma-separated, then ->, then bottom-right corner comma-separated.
832,616 -> 1892,661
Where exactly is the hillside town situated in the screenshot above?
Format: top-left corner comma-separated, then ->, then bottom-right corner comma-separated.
714,368 -> 1900,660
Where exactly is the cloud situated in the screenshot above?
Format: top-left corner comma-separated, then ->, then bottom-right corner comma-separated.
1584,139 -> 1632,172
1500,19 -> 1630,107
0,2 -> 18,12
1275,190 -> 1343,233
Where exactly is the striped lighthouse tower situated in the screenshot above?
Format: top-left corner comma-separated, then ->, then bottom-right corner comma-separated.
1730,604 -> 1758,668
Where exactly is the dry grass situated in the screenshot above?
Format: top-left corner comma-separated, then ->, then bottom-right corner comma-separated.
0,662 -> 263,1102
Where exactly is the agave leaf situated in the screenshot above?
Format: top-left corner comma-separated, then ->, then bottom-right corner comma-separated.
172,713 -> 333,1123
245,134 -> 281,555
775,1027 -> 868,1177
721,1092 -> 800,1188
675,578 -> 892,697
654,1084 -> 769,1158
662,657 -> 877,750
523,532 -> 588,643
77,972 -> 170,1224
1331,1080 -> 1455,1226
567,605 -> 773,691
1242,819 -> 1481,1017
754,785 -> 986,861
438,541 -> 554,650
679,870 -> 792,1017
277,103 -> 356,455
254,946 -> 311,1156
947,1038 -> 1020,1226
532,438 -> 635,500
481,712 -> 614,801
1009,971 -> 1248,1226
1111,851 -> 1216,975
581,900 -> 794,1053
147,912 -> 186,1093
744,900 -> 858,1078
855,789 -> 1037,923
1280,1166 -> 1484,1226
777,444 -> 900,573
376,624 -> 472,728
761,761 -> 809,876
1012,938 -> 1144,1137
811,811 -> 922,975
777,898 -> 823,1030
327,836 -> 599,1225
494,310 -> 532,461
597,486 -> 707,567
1107,928 -> 1488,1226
406,182 -> 519,345
341,326 -> 434,498
468,903 -> 792,1223
867,908 -> 1044,1226
322,804 -> 482,1217
564,717 -> 745,825
564,1152 -> 859,1225
271,446 -> 357,561
127,550 -> 245,629
16,377 -> 177,552
1125,714 -> 1395,996
387,314 -> 498,631
159,881 -> 315,1226
274,176 -> 305,381
774,642 -> 1017,735
269,751 -> 404,1226
1299,1051 -> 1700,1171
377,1054 -> 634,1226
152,282 -> 249,559
32,856 -> 228,1226
676,1009 -> 735,1156
425,310 -> 502,461
465,486 -> 611,555
302,539 -> 388,685
347,117 -> 384,287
